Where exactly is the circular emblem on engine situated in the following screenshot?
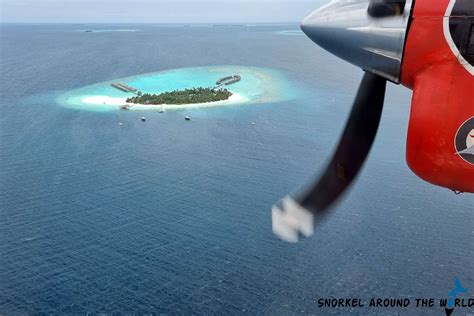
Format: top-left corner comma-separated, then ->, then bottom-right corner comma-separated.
455,117 -> 474,165
445,0 -> 474,75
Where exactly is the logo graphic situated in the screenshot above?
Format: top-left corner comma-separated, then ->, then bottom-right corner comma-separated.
444,0 -> 474,75
455,117 -> 474,165
445,278 -> 468,316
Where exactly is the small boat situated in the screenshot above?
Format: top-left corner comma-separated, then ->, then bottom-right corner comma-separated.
159,105 -> 164,113
141,117 -> 146,122
185,116 -> 191,121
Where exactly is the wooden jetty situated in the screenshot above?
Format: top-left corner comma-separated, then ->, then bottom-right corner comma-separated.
216,75 -> 241,87
111,82 -> 138,93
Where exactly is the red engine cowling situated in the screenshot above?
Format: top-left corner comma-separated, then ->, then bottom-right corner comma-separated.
401,0 -> 474,193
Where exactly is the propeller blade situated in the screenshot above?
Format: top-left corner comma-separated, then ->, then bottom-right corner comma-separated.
272,72 -> 387,243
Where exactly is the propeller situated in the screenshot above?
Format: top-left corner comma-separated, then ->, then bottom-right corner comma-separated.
272,72 -> 387,243
368,0 -> 406,18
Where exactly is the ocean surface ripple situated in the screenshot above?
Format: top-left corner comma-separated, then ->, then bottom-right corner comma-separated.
0,24 -> 473,315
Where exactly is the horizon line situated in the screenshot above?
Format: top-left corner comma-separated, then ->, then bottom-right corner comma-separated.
0,21 -> 302,25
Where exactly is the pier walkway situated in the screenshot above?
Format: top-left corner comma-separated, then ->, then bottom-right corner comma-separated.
111,82 -> 138,93
216,75 -> 241,87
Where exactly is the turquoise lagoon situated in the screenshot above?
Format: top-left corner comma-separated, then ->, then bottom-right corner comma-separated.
59,66 -> 296,112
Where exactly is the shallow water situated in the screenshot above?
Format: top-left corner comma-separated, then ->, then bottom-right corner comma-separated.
0,24 -> 473,315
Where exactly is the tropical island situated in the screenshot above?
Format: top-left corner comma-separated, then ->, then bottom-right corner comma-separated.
126,87 -> 233,105
61,66 -> 292,111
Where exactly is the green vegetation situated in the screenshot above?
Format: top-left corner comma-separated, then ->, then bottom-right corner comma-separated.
126,87 -> 233,105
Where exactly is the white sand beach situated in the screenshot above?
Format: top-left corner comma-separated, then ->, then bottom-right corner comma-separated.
82,93 -> 248,110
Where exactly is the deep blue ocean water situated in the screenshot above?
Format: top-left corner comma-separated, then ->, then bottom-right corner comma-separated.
0,24 -> 473,315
